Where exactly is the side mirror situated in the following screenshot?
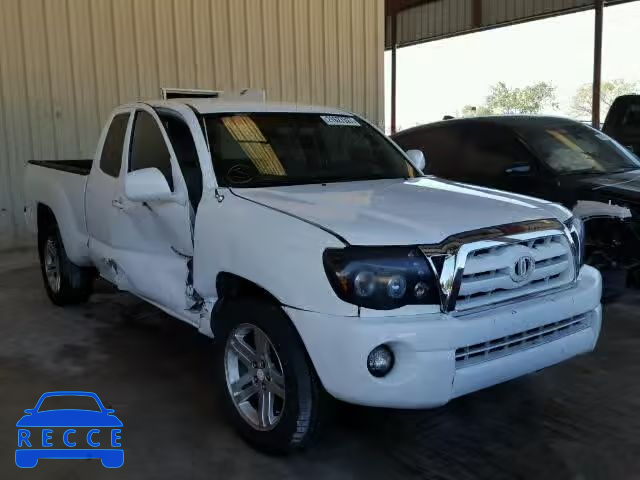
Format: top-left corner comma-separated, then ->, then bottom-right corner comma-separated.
124,168 -> 172,203
406,149 -> 426,171
24,409 -> 33,414
505,163 -> 532,175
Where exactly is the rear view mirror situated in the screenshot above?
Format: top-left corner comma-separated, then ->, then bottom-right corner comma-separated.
124,168 -> 173,203
406,149 -> 426,171
505,163 -> 531,175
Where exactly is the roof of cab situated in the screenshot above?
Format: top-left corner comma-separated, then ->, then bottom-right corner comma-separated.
141,98 -> 352,116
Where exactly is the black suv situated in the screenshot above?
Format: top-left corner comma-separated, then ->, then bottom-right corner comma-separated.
603,94 -> 640,155
392,116 -> 640,286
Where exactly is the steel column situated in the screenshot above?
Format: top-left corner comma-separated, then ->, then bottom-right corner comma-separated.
390,14 -> 398,134
592,0 -> 604,129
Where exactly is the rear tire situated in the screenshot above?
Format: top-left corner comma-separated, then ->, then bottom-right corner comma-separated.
39,223 -> 94,305
214,298 -> 325,454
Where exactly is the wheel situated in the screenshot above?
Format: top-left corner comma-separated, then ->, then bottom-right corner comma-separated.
215,298 -> 324,454
39,223 -> 94,305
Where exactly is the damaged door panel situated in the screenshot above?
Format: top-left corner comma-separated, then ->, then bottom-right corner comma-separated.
108,106 -> 198,315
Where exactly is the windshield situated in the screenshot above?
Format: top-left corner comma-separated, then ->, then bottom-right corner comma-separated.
516,121 -> 640,175
204,113 -> 418,187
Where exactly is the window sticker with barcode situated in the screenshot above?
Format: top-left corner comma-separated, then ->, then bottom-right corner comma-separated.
320,115 -> 361,127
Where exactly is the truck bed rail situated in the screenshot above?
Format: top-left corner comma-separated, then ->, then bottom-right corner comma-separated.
28,160 -> 92,176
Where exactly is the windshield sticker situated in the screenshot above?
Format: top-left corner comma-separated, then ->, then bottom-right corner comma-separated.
321,115 -> 361,127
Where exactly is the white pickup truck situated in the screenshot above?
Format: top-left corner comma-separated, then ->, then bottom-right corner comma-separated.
25,96 -> 602,453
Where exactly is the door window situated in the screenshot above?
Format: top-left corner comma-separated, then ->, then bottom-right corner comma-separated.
99,113 -> 130,177
458,124 -> 533,181
395,126 -> 464,179
129,111 -> 174,190
157,111 -> 202,209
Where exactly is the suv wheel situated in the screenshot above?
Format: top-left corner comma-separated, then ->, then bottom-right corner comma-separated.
215,299 -> 324,453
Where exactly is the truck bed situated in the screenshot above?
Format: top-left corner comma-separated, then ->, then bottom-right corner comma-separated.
28,159 -> 92,176
24,160 -> 92,265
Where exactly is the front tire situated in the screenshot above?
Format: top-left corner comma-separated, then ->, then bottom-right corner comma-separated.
39,224 -> 93,306
215,298 -> 324,454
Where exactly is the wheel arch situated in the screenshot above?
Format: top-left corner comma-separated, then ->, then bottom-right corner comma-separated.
211,272 -> 282,337
36,203 -> 58,253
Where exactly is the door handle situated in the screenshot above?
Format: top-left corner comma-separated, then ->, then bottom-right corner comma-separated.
112,198 -> 125,210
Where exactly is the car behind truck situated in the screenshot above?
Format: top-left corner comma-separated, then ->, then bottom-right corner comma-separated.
25,94 -> 602,453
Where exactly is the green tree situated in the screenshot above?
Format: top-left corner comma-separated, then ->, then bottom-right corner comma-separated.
461,104 -> 492,117
571,79 -> 638,120
462,81 -> 558,116
486,81 -> 558,114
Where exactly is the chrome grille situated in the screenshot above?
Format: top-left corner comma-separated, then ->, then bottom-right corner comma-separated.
455,233 -> 575,311
455,314 -> 590,368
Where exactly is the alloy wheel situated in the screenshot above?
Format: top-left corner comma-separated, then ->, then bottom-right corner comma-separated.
224,323 -> 286,431
44,238 -> 61,293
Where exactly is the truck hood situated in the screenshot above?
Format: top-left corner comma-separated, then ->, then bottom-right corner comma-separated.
231,178 -> 571,245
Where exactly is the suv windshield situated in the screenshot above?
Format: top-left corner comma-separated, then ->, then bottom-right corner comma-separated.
516,121 -> 640,175
204,113 -> 417,187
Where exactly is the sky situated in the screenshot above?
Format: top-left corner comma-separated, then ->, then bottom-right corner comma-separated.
384,1 -> 640,132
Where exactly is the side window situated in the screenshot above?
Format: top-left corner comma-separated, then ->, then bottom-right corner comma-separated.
621,104 -> 640,128
396,127 -> 463,179
99,113 -> 130,177
459,124 -> 533,180
129,111 -> 174,190
157,111 -> 203,209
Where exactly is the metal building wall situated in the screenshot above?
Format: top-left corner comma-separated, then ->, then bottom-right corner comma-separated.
0,0 -> 385,249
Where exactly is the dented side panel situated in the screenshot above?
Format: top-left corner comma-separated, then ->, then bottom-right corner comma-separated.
192,191 -> 356,319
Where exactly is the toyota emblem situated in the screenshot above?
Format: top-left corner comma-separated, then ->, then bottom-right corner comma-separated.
510,255 -> 536,283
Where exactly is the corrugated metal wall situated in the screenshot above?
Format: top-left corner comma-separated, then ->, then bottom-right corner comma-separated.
0,0 -> 385,249
385,0 -> 632,48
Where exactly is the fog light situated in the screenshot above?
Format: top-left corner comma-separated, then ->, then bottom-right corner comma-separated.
367,345 -> 395,377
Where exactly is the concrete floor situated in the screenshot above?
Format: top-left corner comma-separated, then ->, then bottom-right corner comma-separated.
1,248 -> 640,479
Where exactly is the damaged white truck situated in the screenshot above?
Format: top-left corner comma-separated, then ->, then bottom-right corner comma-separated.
25,95 -> 603,453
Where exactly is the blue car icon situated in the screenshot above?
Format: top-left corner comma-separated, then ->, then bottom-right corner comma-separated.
16,391 -> 123,468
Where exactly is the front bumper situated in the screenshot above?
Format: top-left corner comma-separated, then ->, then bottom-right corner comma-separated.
287,265 -> 602,409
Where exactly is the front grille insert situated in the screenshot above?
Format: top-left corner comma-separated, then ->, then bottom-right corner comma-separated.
455,314 -> 590,368
455,233 -> 575,311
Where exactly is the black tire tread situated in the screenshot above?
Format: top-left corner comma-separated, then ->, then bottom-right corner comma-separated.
214,298 -> 326,454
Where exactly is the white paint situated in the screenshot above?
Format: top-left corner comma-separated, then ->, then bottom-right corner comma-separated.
573,200 -> 632,221
287,266 -> 602,408
24,98 -> 603,411
123,168 -> 172,203
233,177 -> 572,246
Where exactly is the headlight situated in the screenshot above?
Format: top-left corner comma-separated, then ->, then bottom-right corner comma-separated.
323,247 -> 440,310
566,216 -> 585,267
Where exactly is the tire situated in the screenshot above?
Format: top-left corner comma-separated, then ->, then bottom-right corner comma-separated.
39,223 -> 94,306
214,298 -> 325,454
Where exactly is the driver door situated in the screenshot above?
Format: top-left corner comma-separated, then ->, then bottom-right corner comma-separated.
108,106 -> 196,318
